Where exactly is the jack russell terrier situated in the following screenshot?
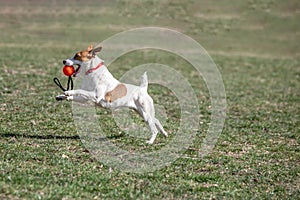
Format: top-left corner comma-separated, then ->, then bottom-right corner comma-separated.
57,45 -> 168,144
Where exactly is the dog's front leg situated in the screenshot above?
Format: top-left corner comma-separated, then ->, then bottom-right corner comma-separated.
95,85 -> 107,104
65,95 -> 91,103
64,89 -> 97,103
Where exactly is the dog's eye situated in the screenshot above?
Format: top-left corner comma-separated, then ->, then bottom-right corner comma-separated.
74,53 -> 81,61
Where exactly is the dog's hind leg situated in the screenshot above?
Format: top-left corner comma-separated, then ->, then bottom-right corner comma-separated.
135,97 -> 159,144
154,118 -> 168,137
143,95 -> 168,138
144,112 -> 159,144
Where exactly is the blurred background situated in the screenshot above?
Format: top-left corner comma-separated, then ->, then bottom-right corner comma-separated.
0,0 -> 298,58
0,0 -> 299,199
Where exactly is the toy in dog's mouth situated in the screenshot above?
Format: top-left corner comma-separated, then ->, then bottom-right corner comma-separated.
53,64 -> 77,100
62,64 -> 81,77
62,59 -> 82,77
62,65 -> 75,76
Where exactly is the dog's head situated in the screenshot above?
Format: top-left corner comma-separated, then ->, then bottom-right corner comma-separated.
63,45 -> 102,76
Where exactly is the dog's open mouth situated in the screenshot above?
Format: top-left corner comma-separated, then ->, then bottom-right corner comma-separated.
73,64 -> 81,77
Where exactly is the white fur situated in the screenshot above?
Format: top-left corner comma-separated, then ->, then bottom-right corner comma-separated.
60,54 -> 167,144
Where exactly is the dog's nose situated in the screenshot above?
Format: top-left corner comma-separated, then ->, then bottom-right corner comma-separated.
63,59 -> 74,66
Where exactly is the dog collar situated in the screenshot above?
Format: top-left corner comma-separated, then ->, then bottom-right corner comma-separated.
85,62 -> 103,75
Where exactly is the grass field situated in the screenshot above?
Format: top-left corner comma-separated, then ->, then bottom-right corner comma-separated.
0,0 -> 299,199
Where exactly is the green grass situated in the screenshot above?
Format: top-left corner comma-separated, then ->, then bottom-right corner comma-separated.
0,0 -> 299,199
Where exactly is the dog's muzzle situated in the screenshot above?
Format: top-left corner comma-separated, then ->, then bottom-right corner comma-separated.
63,59 -> 82,77
63,59 -> 74,66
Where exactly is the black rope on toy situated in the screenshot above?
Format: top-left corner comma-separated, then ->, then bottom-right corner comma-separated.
53,76 -> 73,92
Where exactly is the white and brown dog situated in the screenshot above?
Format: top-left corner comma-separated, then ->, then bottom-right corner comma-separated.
57,45 -> 168,144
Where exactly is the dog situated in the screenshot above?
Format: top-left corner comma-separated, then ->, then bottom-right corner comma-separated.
57,45 -> 168,144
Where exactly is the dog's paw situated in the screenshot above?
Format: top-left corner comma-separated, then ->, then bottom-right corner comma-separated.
146,140 -> 154,144
162,131 -> 168,137
55,94 -> 67,101
64,90 -> 74,96
66,96 -> 73,101
98,99 -> 109,107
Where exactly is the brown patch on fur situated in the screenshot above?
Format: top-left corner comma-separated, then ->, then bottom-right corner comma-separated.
105,84 -> 127,102
74,50 -> 91,62
73,45 -> 94,62
73,45 -> 102,62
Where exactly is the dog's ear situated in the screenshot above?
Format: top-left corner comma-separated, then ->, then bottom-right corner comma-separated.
87,44 -> 93,52
92,46 -> 102,55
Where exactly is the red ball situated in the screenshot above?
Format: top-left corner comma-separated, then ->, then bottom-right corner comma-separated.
63,65 -> 75,76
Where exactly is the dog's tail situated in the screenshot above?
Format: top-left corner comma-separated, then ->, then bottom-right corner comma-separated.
139,72 -> 148,91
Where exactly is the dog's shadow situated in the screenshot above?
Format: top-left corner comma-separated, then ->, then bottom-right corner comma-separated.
0,132 -> 80,140
0,132 -> 126,141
